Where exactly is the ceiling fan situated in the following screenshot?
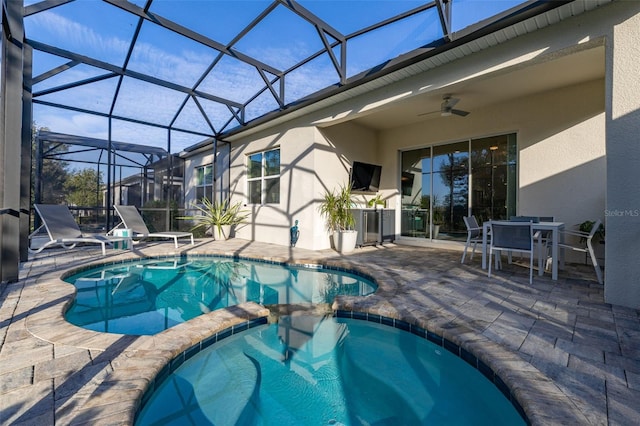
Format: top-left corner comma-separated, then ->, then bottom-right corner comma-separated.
418,94 -> 470,117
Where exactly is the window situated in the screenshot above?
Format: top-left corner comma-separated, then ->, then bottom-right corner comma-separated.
247,148 -> 280,204
195,165 -> 213,203
400,133 -> 517,241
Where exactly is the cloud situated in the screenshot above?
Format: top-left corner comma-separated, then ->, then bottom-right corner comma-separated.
28,4 -> 348,145
27,11 -> 130,62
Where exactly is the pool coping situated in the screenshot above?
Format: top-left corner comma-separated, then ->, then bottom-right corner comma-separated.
22,249 -> 589,424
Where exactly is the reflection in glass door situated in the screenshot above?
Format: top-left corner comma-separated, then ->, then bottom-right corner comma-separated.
400,148 -> 431,238
470,135 -> 517,223
400,134 -> 516,241
432,142 -> 468,239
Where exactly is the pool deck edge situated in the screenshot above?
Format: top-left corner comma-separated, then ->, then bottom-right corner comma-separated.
2,239 -> 639,425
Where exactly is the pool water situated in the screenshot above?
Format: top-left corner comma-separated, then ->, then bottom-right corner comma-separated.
64,257 -> 376,335
136,316 -> 525,425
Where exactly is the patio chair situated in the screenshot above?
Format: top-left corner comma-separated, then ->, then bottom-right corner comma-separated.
112,205 -> 194,248
461,215 -> 483,263
511,216 -> 554,271
556,219 -> 603,284
488,220 -> 535,284
29,204 -> 131,256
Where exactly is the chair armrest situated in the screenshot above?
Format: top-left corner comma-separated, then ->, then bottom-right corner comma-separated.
559,229 -> 590,238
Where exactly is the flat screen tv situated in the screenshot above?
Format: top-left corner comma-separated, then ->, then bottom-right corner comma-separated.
350,161 -> 382,192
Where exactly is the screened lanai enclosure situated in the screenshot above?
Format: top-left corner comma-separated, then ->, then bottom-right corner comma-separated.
1,0 -> 552,282
33,130 -> 188,234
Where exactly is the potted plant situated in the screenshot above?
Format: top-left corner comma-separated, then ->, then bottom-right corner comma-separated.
319,183 -> 358,253
367,193 -> 385,210
421,194 -> 442,238
179,197 -> 249,241
579,219 -> 605,265
579,220 -> 605,242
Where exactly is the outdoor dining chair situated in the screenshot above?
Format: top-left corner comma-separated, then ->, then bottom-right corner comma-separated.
488,220 -> 535,284
556,219 -> 603,284
461,215 -> 483,263
511,215 -> 555,273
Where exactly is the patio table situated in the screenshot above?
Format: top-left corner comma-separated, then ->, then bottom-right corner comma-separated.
481,221 -> 565,280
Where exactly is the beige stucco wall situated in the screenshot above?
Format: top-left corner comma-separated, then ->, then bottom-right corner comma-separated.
605,4 -> 640,308
220,119 -> 379,250
218,76 -> 605,256
377,79 -> 605,262
184,152 -> 214,204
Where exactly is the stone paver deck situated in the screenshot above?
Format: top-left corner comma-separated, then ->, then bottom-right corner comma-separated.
1,239 -> 639,425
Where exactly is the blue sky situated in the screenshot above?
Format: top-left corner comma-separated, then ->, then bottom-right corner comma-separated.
25,0 -> 526,155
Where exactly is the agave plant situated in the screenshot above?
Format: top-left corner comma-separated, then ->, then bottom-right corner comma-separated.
319,183 -> 355,232
179,197 -> 249,236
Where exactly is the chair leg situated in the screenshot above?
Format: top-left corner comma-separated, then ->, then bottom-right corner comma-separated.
488,249 -> 493,278
587,241 -> 604,284
470,241 -> 477,260
461,237 -> 471,263
528,253 -> 533,284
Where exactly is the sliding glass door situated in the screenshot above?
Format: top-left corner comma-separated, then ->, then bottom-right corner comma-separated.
400,134 -> 516,241
469,134 -> 517,224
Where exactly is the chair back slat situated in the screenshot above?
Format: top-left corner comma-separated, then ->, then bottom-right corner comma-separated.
113,205 -> 151,234
34,204 -> 83,240
491,221 -> 533,251
464,216 -> 481,238
510,216 -> 540,223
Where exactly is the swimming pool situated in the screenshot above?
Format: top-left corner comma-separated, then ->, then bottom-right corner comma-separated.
135,315 -> 526,425
64,256 -> 377,335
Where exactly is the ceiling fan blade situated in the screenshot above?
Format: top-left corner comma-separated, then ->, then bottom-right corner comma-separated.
451,109 -> 469,117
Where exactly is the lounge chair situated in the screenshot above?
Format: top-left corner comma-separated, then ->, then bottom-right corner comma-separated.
29,204 -> 131,255
112,205 -> 194,248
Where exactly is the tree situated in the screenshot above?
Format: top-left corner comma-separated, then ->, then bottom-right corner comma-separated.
65,168 -> 103,207
31,123 -> 70,204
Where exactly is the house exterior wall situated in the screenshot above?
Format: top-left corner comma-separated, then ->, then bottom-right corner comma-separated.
183,142 -> 230,210
202,73 -> 605,256
184,151 -> 214,206
605,3 -> 640,307
182,1 -> 640,307
379,79 -> 605,264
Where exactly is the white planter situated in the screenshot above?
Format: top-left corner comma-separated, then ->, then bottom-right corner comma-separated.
213,224 -> 232,241
431,224 -> 440,239
336,230 -> 358,254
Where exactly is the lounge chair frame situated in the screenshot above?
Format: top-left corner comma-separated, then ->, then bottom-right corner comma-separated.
111,205 -> 194,248
29,204 -> 131,255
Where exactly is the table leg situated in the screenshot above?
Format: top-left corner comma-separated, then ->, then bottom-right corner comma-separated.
551,227 -> 559,280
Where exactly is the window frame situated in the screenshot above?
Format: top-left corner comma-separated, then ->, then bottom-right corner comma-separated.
246,148 -> 280,205
195,164 -> 213,203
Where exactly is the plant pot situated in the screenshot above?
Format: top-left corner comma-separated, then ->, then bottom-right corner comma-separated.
431,224 -> 440,239
336,230 -> 358,254
213,225 -> 232,241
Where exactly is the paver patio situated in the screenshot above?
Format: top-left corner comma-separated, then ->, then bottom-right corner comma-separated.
1,239 -> 639,425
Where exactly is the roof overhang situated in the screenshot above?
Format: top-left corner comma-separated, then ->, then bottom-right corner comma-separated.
214,0 -> 610,144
